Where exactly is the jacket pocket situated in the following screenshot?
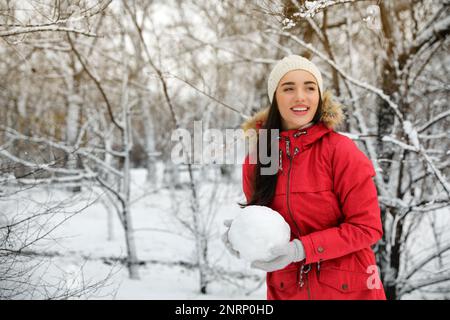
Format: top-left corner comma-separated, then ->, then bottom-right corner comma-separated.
318,268 -> 371,293
266,266 -> 298,291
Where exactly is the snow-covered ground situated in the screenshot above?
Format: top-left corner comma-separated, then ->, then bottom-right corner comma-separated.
2,167 -> 449,299
1,167 -> 266,299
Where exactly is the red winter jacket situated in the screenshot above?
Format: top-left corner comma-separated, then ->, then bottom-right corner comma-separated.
241,104 -> 386,300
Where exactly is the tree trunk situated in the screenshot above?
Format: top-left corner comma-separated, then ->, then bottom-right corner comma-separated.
142,101 -> 157,183
120,22 -> 139,279
187,163 -> 209,294
122,85 -> 140,280
65,73 -> 82,193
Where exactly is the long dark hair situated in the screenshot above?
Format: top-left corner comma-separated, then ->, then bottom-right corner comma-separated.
241,92 -> 323,207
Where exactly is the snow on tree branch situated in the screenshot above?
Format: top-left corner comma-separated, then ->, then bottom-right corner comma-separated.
294,0 -> 357,18
382,133 -> 450,198
1,126 -> 124,178
0,26 -> 98,38
417,110 -> 450,133
0,0 -> 113,39
382,135 -> 419,153
412,15 -> 450,54
401,242 -> 450,285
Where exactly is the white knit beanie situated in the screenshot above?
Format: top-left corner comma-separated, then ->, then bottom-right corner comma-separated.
267,55 -> 323,103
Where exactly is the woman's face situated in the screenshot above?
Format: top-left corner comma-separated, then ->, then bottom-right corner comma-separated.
275,69 -> 320,131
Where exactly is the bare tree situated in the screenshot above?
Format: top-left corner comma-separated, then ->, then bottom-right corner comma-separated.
0,160 -> 118,299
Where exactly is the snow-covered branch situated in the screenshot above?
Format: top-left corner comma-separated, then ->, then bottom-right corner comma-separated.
398,239 -> 450,295
0,0 -> 112,39
0,173 -> 97,186
411,15 -> 450,55
0,149 -> 81,175
293,0 -> 357,18
382,135 -> 419,153
0,26 -> 98,38
382,133 -> 450,197
417,109 -> 450,133
417,149 -> 450,198
1,126 -> 124,178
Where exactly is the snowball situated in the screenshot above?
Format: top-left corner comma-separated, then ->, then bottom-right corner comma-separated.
228,205 -> 291,262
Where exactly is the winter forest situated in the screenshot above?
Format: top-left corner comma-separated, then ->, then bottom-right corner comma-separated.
0,0 -> 449,300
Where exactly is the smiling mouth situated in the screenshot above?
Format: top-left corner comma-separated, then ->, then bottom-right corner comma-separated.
290,106 -> 310,115
290,106 -> 309,111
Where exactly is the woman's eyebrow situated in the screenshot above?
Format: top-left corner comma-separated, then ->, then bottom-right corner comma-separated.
281,81 -> 317,86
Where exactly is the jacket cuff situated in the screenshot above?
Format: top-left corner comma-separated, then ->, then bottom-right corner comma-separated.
299,234 -> 325,264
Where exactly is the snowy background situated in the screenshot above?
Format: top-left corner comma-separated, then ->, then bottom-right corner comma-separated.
1,168 -> 267,299
1,0 -> 449,300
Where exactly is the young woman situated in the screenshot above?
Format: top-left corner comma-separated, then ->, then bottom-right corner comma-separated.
223,55 -> 386,300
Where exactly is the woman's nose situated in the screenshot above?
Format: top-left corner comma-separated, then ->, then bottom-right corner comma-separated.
294,90 -> 306,102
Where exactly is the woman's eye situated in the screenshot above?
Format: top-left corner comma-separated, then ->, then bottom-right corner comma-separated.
283,88 -> 293,92
308,87 -> 315,91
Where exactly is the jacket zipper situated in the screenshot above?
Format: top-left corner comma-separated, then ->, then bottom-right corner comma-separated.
285,138 -> 311,299
306,273 -> 311,299
285,138 -> 302,237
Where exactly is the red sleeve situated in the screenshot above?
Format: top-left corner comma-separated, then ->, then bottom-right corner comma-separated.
299,136 -> 383,264
242,154 -> 256,203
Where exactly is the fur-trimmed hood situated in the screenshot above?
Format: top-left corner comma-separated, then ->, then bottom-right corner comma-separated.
241,90 -> 345,132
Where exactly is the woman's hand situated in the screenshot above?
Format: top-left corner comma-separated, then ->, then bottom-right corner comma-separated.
251,239 -> 305,272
